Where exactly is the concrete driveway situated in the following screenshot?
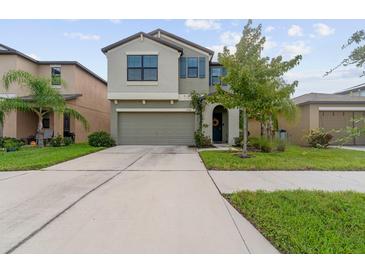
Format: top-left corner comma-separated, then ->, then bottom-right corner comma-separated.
0,146 -> 277,254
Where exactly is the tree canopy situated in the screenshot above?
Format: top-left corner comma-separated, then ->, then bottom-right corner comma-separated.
326,29 -> 365,77
207,20 -> 302,155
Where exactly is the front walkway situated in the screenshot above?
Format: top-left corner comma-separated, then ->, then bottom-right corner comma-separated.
210,170 -> 365,193
0,145 -> 277,254
331,145 -> 365,152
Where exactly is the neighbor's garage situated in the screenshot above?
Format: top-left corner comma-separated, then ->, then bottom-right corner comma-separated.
118,112 -> 195,145
319,111 -> 365,145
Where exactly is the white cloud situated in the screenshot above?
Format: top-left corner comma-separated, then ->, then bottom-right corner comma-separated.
265,26 -> 275,33
185,19 -> 221,30
110,19 -> 121,24
264,37 -> 277,50
288,25 -> 303,37
285,67 -> 364,96
281,41 -> 311,58
313,23 -> 335,36
27,53 -> 39,60
220,31 -> 241,45
209,45 -> 236,62
64,32 -> 101,41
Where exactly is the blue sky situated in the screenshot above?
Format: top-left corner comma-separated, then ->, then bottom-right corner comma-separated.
1,19 -> 364,97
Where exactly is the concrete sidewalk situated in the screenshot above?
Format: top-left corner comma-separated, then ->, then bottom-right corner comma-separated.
209,170 -> 365,193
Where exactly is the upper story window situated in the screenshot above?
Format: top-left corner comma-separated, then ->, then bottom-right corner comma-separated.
179,57 -> 206,79
51,66 -> 61,86
210,66 -> 227,86
187,57 -> 198,78
127,55 -> 158,81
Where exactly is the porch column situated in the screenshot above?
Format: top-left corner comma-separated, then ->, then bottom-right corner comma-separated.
53,112 -> 64,137
228,108 -> 239,145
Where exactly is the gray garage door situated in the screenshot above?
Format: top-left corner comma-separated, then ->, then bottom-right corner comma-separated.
118,112 -> 195,145
319,111 -> 365,145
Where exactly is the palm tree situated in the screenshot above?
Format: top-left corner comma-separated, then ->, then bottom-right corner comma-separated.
0,70 -> 89,147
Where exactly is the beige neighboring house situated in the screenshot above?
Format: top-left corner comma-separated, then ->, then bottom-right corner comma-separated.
102,29 -> 239,145
0,43 -> 110,143
278,89 -> 365,146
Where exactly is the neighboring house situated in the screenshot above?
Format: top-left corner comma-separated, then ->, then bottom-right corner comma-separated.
102,29 -> 239,145
0,43 -> 110,143
279,92 -> 365,145
335,83 -> 365,96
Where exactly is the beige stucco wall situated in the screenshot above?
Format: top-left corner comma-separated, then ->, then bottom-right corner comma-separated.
66,66 -> 109,142
0,55 -> 17,94
157,34 -> 210,95
106,36 -> 180,98
0,55 -> 38,97
38,64 -> 77,93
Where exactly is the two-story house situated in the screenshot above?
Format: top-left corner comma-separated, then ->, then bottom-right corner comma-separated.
0,43 -> 110,142
102,29 -> 239,145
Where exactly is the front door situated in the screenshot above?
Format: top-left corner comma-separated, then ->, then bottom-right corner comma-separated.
213,112 -> 222,143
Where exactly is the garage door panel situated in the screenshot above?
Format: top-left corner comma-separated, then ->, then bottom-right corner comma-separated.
319,111 -> 354,145
118,112 -> 195,145
354,112 -> 365,145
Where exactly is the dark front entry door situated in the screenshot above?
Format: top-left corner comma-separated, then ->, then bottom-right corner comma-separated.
63,114 -> 70,134
213,112 -> 223,143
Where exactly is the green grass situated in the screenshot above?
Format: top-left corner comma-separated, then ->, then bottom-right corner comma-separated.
0,144 -> 103,171
200,145 -> 365,170
226,190 -> 365,254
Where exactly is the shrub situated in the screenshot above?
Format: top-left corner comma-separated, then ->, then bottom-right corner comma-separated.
275,140 -> 286,152
49,134 -> 63,147
306,128 -> 333,148
234,136 -> 243,147
63,137 -> 74,146
248,137 -> 273,152
248,137 -> 260,150
194,130 -> 212,148
0,137 -> 24,149
88,131 -> 115,147
258,138 -> 273,153
3,138 -> 23,152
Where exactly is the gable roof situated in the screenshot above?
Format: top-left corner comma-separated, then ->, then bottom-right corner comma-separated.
101,32 -> 183,54
149,29 -> 214,56
293,92 -> 365,106
0,43 -> 107,85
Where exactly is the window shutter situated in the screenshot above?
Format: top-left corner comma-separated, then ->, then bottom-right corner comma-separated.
179,57 -> 186,78
199,57 -> 206,78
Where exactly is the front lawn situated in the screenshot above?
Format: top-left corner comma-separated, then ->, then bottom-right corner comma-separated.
226,190 -> 365,253
0,144 -> 103,171
200,145 -> 365,170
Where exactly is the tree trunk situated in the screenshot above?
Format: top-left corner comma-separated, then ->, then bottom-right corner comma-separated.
37,115 -> 44,147
241,107 -> 249,158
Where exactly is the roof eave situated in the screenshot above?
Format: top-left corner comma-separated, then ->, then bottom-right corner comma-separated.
101,32 -> 183,54
148,28 -> 215,56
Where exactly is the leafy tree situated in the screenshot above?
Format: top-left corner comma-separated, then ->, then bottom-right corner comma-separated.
207,20 -> 301,157
326,30 -> 365,76
0,70 -> 89,147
